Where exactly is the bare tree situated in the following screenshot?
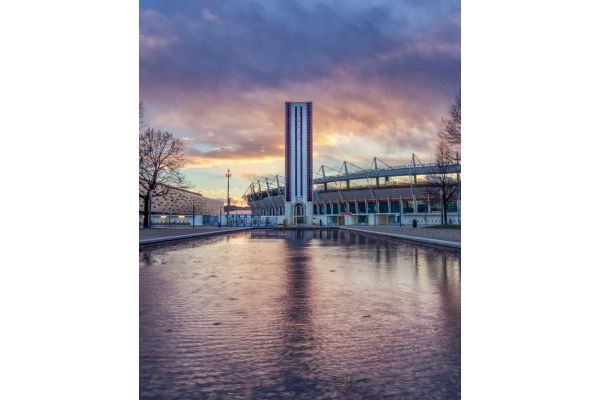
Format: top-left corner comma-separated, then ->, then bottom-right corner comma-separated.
426,93 -> 462,225
441,93 -> 461,154
139,129 -> 189,228
425,134 -> 460,226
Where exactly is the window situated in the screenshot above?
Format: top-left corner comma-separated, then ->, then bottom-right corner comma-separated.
447,201 -> 458,212
403,201 -> 414,213
326,204 -> 331,214
332,203 -> 339,214
379,201 -> 389,213
431,202 -> 441,212
349,202 -> 356,213
358,202 -> 366,213
391,200 -> 401,213
340,203 -> 347,213
313,205 -> 318,215
367,202 -> 375,213
294,203 -> 305,224
417,201 -> 428,213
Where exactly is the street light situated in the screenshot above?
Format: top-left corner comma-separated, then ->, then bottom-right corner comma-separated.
226,168 -> 232,226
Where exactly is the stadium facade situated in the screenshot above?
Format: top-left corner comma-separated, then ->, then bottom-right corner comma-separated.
244,102 -> 461,227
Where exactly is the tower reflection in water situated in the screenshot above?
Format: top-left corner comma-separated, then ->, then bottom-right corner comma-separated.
140,229 -> 460,399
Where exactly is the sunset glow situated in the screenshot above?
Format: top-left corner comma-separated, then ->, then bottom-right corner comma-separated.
140,0 -> 461,202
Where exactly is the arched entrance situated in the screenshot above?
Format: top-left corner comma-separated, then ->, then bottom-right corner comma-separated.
293,203 -> 305,225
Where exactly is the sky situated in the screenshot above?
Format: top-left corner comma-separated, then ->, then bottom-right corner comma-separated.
140,0 -> 461,204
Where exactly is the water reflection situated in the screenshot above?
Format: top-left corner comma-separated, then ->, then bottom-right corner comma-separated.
140,229 -> 460,399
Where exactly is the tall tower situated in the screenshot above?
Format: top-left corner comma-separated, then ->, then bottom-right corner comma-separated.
284,101 -> 313,226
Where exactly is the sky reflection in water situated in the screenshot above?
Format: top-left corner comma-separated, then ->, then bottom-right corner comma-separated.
140,229 -> 460,399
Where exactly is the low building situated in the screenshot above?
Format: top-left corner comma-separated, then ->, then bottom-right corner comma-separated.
139,186 -> 223,227
224,205 -> 252,215
220,205 -> 253,226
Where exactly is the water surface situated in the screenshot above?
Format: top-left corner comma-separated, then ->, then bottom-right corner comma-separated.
140,229 -> 460,399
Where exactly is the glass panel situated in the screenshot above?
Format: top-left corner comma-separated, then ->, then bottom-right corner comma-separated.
379,201 -> 389,213
417,201 -> 428,213
403,201 -> 414,213
447,201 -> 458,212
332,203 -> 339,214
358,202 -> 366,213
349,203 -> 356,213
391,201 -> 400,213
367,202 -> 375,213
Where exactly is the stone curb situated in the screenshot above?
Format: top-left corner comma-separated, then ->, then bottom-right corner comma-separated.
339,227 -> 461,249
139,227 -> 253,246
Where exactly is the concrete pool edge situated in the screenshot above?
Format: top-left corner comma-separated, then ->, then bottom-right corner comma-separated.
139,227 -> 253,246
339,226 -> 461,249
139,226 -> 460,250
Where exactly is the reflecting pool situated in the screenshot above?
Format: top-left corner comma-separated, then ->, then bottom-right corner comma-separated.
140,229 -> 460,399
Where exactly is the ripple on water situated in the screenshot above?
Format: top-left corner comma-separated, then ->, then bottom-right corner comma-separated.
140,229 -> 460,399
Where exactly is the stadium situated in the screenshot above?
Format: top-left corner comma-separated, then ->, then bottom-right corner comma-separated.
243,101 -> 460,227
244,154 -> 461,227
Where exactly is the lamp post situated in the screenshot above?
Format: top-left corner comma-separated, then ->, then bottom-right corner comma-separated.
226,168 -> 232,226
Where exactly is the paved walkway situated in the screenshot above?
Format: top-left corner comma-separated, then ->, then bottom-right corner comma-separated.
139,226 -> 252,245
340,226 -> 460,249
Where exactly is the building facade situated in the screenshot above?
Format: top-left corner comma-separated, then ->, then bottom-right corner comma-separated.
284,101 -> 314,226
139,185 -> 223,227
245,182 -> 460,227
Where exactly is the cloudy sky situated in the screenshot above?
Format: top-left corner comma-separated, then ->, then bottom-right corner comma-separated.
140,0 -> 460,204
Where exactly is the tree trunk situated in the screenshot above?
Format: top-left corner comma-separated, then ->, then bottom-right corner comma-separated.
442,200 -> 448,226
143,196 -> 150,229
